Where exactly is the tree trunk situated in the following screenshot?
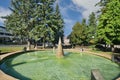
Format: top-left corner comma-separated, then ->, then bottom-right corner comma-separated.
27,40 -> 31,50
34,43 -> 38,50
42,38 -> 45,49
56,37 -> 64,58
111,44 -> 114,52
104,43 -> 107,51
53,43 -> 56,48
53,46 -> 55,54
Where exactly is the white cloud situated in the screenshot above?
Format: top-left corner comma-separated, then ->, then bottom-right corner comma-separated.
0,6 -> 11,25
59,4 -> 70,19
72,0 -> 100,19
64,18 -> 75,36
58,1 -> 81,36
55,0 -> 60,4
55,0 -> 101,36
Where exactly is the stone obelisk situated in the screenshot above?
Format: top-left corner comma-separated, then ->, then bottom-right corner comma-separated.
56,37 -> 64,58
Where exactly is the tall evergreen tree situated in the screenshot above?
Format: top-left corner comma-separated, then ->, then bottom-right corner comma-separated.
4,0 -> 37,50
82,18 -> 87,28
31,0 -> 56,49
52,4 -> 64,46
88,12 -> 97,44
81,19 -> 89,45
4,0 -> 60,49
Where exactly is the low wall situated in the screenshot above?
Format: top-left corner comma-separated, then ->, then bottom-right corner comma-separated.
0,51 -> 23,80
0,50 -> 41,80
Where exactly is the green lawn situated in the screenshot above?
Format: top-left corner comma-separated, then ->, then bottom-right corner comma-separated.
0,45 -> 24,53
1,50 -> 120,80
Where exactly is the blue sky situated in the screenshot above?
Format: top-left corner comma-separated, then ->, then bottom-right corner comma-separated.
0,0 -> 100,36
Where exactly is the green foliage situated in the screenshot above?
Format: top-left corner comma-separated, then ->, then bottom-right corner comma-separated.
32,0 -> 56,43
96,0 -> 110,13
69,18 -> 96,46
4,0 -> 64,48
97,0 -> 120,45
69,21 -> 88,46
88,12 -> 97,44
4,0 -> 38,41
2,51 -> 120,80
51,4 -> 64,44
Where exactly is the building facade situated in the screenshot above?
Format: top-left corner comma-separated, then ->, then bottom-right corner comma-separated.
0,26 -> 13,44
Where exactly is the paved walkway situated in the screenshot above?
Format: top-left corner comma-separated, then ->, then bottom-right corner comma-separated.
0,70 -> 17,80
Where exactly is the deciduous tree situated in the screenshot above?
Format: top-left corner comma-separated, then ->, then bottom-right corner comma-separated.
97,0 -> 120,50
70,22 -> 87,46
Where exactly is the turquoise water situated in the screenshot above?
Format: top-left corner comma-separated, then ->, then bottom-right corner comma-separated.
1,50 -> 120,80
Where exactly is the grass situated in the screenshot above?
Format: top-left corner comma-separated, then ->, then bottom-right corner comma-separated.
88,45 -> 112,54
91,49 -> 112,54
1,50 -> 120,80
0,45 -> 24,53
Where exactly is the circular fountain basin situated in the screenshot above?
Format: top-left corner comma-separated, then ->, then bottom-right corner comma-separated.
1,50 -> 120,80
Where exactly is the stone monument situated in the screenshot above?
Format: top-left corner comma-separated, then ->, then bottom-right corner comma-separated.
56,37 -> 64,58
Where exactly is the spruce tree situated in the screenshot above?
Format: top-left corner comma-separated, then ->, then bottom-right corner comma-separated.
34,0 -> 56,48
31,0 -> 56,49
4,0 -> 58,49
52,4 -> 64,46
5,0 -> 36,50
81,19 -> 88,45
88,12 -> 97,44
4,0 -> 65,50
